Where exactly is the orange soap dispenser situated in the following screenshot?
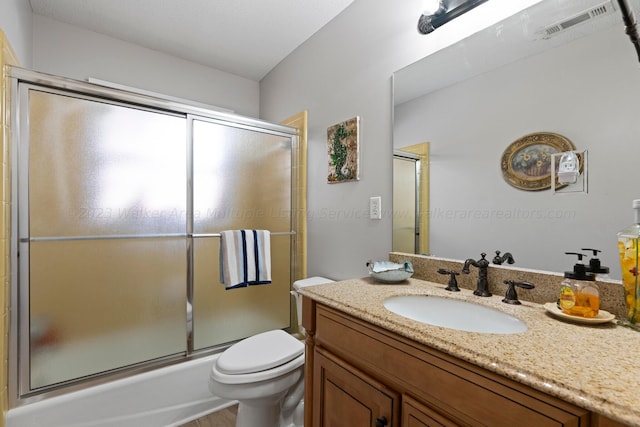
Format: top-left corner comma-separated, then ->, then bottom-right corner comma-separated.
558,252 -> 599,318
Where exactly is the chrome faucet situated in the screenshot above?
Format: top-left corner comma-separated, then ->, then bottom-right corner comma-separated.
462,252 -> 492,297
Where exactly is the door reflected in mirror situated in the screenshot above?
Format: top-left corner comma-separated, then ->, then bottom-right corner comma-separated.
393,143 -> 429,255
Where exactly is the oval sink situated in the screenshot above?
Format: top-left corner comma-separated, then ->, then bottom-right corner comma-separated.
383,295 -> 527,334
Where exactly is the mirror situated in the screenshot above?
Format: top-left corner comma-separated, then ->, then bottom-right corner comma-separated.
393,0 -> 640,280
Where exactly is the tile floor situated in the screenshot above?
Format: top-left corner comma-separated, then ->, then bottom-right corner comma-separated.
178,404 -> 237,427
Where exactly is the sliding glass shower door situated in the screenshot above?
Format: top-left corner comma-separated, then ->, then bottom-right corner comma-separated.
191,118 -> 293,350
13,72 -> 298,399
24,89 -> 188,390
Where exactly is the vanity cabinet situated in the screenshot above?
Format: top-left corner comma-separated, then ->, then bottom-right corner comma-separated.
303,298 -> 608,427
402,395 -> 460,427
313,347 -> 399,426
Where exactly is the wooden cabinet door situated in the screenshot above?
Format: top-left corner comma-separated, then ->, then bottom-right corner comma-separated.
313,304 -> 590,427
313,347 -> 399,427
402,395 -> 460,427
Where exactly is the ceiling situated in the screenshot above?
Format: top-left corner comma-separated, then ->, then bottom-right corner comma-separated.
29,0 -> 355,81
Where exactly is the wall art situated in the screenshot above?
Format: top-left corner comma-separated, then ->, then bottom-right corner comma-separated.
501,132 -> 576,191
327,116 -> 360,183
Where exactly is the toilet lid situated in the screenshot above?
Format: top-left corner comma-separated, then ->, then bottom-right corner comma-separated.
292,276 -> 334,290
216,329 -> 304,375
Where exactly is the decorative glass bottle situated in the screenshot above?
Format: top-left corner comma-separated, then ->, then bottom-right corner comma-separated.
617,199 -> 640,330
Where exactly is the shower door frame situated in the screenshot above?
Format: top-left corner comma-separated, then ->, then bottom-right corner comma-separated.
8,67 -> 301,406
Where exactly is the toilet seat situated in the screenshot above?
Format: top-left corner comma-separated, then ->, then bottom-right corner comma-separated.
217,330 -> 304,374
211,330 -> 305,385
211,352 -> 304,385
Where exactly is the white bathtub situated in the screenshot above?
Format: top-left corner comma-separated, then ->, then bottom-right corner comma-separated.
6,354 -> 235,427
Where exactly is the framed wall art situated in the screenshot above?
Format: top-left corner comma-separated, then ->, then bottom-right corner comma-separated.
327,116 -> 359,183
501,132 -> 576,191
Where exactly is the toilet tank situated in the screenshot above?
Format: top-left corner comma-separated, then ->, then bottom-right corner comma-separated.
291,277 -> 334,335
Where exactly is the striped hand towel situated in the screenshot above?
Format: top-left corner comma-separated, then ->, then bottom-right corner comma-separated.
219,230 -> 272,289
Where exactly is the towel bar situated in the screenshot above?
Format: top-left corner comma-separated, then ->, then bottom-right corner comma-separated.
21,231 -> 296,243
22,233 -> 186,242
192,231 -> 295,238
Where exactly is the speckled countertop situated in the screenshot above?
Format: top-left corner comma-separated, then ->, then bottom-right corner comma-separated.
298,277 -> 640,427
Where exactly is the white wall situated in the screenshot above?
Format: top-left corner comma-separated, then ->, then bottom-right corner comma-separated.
259,0 -> 421,279
259,0 -> 548,280
394,25 -> 640,279
0,4 -> 260,116
31,15 -> 259,117
0,0 -> 33,66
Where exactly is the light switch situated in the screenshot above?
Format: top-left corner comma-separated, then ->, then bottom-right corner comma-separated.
370,196 -> 382,220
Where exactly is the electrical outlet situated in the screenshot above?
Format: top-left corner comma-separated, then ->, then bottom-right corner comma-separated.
370,196 -> 382,220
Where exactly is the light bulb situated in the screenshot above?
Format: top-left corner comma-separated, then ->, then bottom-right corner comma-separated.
422,0 -> 442,15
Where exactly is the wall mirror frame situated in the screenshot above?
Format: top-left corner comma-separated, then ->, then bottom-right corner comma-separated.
393,0 -> 640,279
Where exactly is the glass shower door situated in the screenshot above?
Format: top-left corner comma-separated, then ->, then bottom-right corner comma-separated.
191,118 -> 293,350
22,88 -> 188,391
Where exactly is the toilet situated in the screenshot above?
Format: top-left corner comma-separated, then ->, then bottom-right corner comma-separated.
208,277 -> 334,427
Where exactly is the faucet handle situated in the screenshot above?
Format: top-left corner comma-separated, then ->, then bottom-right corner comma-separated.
437,268 -> 460,292
493,250 -> 515,265
502,280 -> 535,305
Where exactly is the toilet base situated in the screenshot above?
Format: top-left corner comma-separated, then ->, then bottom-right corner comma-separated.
236,400 -> 280,427
234,394 -> 303,427
283,399 -> 304,427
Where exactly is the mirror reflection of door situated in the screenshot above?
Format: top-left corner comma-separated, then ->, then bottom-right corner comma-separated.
393,143 -> 430,255
393,154 -> 420,254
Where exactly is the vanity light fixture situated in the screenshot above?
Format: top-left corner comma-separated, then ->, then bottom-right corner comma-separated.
422,0 -> 443,15
418,0 -> 490,34
617,0 -> 640,62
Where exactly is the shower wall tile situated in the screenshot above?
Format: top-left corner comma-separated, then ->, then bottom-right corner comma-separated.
1,29 -> 19,427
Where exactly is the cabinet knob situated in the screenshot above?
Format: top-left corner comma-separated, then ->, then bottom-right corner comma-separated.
375,416 -> 388,427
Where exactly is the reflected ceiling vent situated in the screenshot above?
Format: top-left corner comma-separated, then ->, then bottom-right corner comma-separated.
540,0 -> 617,39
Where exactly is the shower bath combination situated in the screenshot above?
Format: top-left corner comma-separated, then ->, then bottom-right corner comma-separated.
7,67 -> 303,414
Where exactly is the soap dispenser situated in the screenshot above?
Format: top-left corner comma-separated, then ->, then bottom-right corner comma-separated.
617,199 -> 640,330
558,252 -> 599,318
582,248 -> 610,280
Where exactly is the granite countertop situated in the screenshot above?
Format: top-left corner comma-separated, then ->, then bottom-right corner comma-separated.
299,277 -> 640,426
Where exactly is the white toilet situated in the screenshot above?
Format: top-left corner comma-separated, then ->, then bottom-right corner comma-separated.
208,277 -> 334,427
